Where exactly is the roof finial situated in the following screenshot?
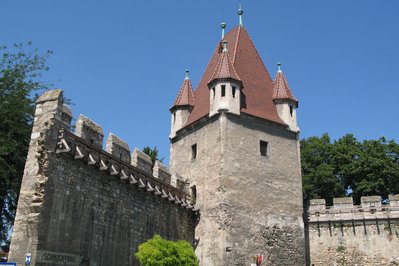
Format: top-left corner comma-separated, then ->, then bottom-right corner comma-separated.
237,4 -> 244,26
277,63 -> 282,73
185,69 -> 190,80
222,40 -> 228,52
221,21 -> 227,39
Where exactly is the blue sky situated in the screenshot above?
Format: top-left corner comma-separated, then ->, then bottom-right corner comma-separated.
1,0 -> 398,164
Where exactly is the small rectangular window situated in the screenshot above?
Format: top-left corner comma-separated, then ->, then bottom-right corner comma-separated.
191,144 -> 197,159
212,87 -> 215,99
232,86 -> 236,98
221,85 -> 226,97
289,105 -> 294,116
260,140 -> 268,156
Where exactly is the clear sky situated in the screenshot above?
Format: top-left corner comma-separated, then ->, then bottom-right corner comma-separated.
1,0 -> 398,164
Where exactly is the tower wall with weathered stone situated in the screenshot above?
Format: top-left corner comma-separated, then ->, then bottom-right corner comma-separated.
170,114 -> 224,265
308,195 -> 399,266
222,113 -> 305,265
9,90 -> 197,266
170,111 -> 305,266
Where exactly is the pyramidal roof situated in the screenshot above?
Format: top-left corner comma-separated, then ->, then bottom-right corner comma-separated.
208,42 -> 241,83
184,26 -> 285,126
171,72 -> 195,110
273,68 -> 298,107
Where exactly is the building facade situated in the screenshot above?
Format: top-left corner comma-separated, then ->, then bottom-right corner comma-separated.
169,11 -> 305,265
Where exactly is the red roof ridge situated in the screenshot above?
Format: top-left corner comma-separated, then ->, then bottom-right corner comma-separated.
232,26 -> 241,65
273,70 -> 298,107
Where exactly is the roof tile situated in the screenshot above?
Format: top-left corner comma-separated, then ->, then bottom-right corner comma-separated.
208,43 -> 241,83
273,71 -> 298,107
184,26 -> 286,126
171,76 -> 195,109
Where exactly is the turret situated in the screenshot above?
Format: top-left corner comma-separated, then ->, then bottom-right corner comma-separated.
170,70 -> 195,138
273,63 -> 299,132
208,40 -> 242,117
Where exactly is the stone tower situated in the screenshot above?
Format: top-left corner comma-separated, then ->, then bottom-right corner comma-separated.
169,9 -> 305,266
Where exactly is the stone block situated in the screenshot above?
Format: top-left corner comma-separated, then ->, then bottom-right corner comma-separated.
361,196 -> 382,208
389,194 -> 399,206
131,148 -> 153,175
333,197 -> 353,209
153,160 -> 171,184
309,199 -> 326,211
36,89 -> 63,104
61,104 -> 73,128
75,114 -> 104,148
106,133 -> 130,163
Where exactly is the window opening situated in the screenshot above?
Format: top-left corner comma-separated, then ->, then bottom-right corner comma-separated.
173,113 -> 176,123
260,140 -> 268,156
191,185 -> 197,205
232,86 -> 236,98
221,85 -> 226,97
212,87 -> 215,99
191,144 -> 197,159
289,105 -> 294,116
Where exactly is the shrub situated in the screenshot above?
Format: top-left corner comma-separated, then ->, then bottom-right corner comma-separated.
135,235 -> 198,266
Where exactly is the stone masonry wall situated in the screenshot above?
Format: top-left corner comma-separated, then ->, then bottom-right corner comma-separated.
170,111 -> 305,266
170,114 -> 223,265
308,195 -> 399,266
9,90 -> 197,266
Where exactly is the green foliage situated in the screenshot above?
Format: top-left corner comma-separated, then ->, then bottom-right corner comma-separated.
0,43 -> 51,246
301,133 -> 399,206
301,133 -> 345,205
135,235 -> 198,266
143,146 -> 164,166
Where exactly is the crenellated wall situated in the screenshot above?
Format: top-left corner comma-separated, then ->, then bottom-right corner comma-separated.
9,89 -> 198,266
308,195 -> 399,266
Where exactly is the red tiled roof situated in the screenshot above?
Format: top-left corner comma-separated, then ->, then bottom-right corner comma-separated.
184,26 -> 285,127
208,43 -> 241,83
171,76 -> 195,110
273,71 -> 298,107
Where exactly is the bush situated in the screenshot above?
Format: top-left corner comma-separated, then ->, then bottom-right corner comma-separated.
135,235 -> 198,266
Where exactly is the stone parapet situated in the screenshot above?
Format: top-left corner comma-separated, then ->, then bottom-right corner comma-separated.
389,194 -> 399,206
153,160 -> 171,184
308,195 -> 399,223
56,129 -> 194,210
75,114 -> 104,148
106,133 -> 131,163
131,148 -> 153,175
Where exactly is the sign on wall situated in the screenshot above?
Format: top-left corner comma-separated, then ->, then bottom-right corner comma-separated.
36,251 -> 80,266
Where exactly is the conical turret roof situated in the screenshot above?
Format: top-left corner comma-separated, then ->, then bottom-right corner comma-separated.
171,72 -> 195,110
208,41 -> 241,83
184,26 -> 285,127
273,69 -> 298,107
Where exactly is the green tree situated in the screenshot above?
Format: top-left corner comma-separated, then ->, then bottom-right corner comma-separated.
0,43 -> 51,246
301,133 -> 345,206
337,137 -> 399,203
135,234 -> 198,266
143,146 -> 164,166
301,133 -> 399,206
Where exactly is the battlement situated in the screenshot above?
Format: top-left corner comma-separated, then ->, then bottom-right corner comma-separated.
37,89 -> 197,211
308,195 -> 399,223
53,117 -> 196,212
